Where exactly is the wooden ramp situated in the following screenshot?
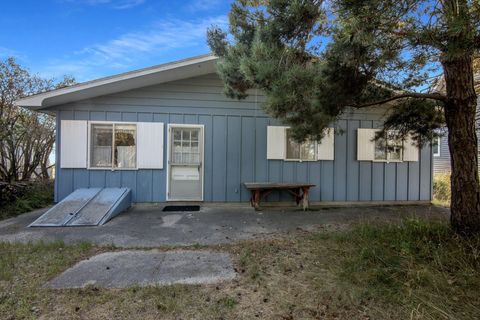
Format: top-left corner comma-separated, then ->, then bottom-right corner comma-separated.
29,188 -> 131,227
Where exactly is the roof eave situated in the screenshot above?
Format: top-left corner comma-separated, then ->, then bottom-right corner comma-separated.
15,54 -> 218,110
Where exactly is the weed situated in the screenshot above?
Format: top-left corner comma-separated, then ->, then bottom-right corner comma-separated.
218,296 -> 237,309
433,173 -> 451,205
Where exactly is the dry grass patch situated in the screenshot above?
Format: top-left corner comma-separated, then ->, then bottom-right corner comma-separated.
1,218 -> 479,319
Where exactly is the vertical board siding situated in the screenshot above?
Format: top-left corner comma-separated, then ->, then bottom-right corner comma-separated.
396,163 -> 409,200
199,115 -> 213,201
308,162 -> 321,201
333,120 -> 347,200
152,113 -> 168,202
226,116 -> 241,201
255,117 -> 269,182
240,117 -> 255,202
359,120 -> 373,201
53,73 -> 432,203
346,120 -> 360,201
384,163 -> 396,201
212,115 -> 227,201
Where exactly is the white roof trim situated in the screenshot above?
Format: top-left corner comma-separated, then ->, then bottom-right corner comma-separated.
16,54 -> 218,110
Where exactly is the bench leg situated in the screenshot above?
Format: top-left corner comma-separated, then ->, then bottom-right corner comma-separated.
302,187 -> 310,211
250,189 -> 261,210
294,188 -> 301,205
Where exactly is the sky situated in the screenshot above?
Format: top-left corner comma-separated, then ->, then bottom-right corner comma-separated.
0,0 -> 232,82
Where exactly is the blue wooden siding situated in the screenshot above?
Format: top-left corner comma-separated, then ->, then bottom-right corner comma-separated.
50,73 -> 432,203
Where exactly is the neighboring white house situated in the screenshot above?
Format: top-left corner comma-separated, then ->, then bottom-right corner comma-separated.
432,75 -> 480,174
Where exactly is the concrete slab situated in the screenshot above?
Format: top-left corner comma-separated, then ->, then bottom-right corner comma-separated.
0,204 -> 449,247
46,250 -> 236,289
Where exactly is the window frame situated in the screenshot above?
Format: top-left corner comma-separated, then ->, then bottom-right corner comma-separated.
432,137 -> 441,157
87,121 -> 138,170
373,130 -> 404,163
284,128 -> 318,162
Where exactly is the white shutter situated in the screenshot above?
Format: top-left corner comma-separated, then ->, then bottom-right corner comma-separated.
317,128 -> 335,160
137,122 -> 164,169
60,120 -> 87,168
403,134 -> 419,161
267,126 -> 287,160
357,128 -> 376,161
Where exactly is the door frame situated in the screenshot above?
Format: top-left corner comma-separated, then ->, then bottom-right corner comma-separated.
166,123 -> 205,201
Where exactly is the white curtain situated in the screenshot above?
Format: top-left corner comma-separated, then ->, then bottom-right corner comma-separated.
92,146 -> 112,167
117,146 -> 136,168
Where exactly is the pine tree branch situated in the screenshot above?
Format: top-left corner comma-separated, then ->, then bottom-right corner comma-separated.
351,92 -> 446,109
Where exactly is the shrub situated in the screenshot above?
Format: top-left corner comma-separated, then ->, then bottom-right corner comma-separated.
0,180 -> 54,220
0,182 -> 29,206
433,173 -> 450,203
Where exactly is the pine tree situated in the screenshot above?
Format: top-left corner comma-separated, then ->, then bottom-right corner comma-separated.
207,0 -> 480,235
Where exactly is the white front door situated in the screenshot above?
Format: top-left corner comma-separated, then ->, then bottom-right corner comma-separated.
167,125 -> 203,201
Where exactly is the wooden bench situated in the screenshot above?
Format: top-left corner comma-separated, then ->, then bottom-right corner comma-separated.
244,182 -> 316,210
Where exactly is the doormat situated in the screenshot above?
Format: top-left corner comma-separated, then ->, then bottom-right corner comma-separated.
162,205 -> 200,212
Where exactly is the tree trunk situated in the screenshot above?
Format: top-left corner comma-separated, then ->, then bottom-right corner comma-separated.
443,56 -> 480,235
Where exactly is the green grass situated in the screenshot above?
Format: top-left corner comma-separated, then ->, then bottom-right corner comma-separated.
0,241 -> 93,318
0,181 -> 53,220
334,218 -> 480,319
1,218 -> 479,319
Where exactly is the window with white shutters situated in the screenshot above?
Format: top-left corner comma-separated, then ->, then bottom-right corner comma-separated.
267,126 -> 334,161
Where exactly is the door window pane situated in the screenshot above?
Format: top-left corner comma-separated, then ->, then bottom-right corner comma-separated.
191,130 -> 198,141
182,129 -> 190,141
171,128 -> 201,164
174,130 -> 181,140
91,124 -> 113,167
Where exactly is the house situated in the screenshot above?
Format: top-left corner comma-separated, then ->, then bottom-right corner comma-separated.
432,76 -> 480,175
16,54 -> 433,204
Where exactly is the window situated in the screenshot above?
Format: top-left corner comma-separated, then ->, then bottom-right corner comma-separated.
285,129 -> 316,161
432,137 -> 440,157
90,123 -> 136,169
374,130 -> 403,162
172,127 -> 201,164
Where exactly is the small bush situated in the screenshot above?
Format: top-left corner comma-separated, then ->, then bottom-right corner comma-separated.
0,180 -> 54,220
433,173 -> 450,203
0,182 -> 29,206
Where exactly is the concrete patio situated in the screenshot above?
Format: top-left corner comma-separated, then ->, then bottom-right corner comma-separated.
0,203 -> 448,248
46,250 -> 237,289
